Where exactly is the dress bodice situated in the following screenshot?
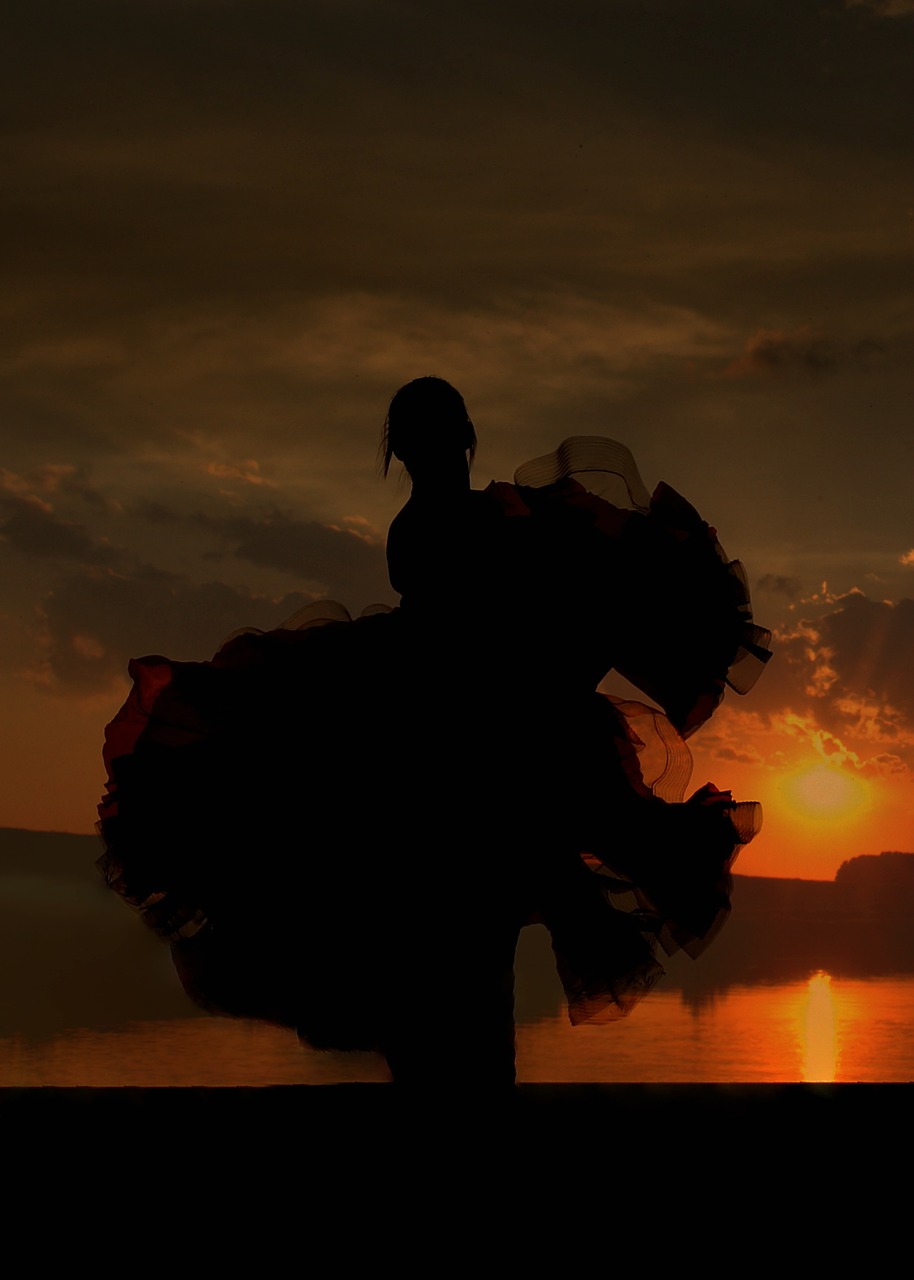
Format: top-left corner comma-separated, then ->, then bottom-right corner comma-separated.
386,487 -> 503,609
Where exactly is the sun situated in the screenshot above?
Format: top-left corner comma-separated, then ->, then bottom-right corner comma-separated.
783,763 -> 869,823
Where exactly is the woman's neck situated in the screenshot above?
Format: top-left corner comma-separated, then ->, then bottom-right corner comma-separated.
408,456 -> 471,498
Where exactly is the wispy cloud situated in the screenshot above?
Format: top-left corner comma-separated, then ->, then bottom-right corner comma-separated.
29,563 -> 315,693
724,327 -> 887,378
846,0 -> 914,16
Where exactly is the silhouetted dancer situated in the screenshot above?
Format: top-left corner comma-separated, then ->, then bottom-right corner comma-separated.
97,376 -> 772,1096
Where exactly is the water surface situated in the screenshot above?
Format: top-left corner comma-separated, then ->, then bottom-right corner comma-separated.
3,972 -> 912,1086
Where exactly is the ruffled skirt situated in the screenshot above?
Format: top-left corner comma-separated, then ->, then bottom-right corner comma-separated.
97,607 -> 760,1042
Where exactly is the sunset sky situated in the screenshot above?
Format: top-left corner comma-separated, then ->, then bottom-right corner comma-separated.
3,0 -> 913,880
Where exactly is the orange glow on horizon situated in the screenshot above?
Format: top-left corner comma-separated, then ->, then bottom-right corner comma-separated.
2,673 -> 912,888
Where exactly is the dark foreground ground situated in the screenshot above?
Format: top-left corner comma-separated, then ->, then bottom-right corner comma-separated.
4,1082 -> 903,1242
7,1079 -> 898,1147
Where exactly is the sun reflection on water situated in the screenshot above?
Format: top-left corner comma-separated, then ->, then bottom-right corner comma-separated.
801,971 -> 837,1083
5,975 -> 914,1084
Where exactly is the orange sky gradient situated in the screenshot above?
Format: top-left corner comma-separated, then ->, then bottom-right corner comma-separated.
3,1 -> 914,882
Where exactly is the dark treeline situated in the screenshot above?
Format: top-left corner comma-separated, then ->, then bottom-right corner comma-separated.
519,852 -> 914,1019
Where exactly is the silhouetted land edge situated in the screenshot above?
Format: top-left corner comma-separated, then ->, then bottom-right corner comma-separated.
518,856 -> 914,1015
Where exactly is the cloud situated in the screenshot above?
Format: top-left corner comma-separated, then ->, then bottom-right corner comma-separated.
724,327 -> 887,378
195,508 -> 392,607
3,2 -> 914,820
756,574 -> 802,599
6,4 -> 911,380
0,494 -> 121,566
816,595 -> 914,716
713,744 -> 765,766
6,486 -> 396,694
846,0 -> 914,15
129,499 -> 179,525
30,563 -> 316,693
1,464 -> 115,511
700,587 -> 914,787
204,460 -> 275,489
771,594 -> 914,753
769,709 -> 911,778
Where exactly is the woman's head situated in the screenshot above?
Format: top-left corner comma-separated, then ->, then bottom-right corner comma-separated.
381,377 -> 477,478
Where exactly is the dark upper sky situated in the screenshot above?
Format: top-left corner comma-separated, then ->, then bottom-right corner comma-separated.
3,0 -> 914,875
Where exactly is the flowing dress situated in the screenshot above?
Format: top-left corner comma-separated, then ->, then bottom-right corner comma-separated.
96,438 -> 771,1061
